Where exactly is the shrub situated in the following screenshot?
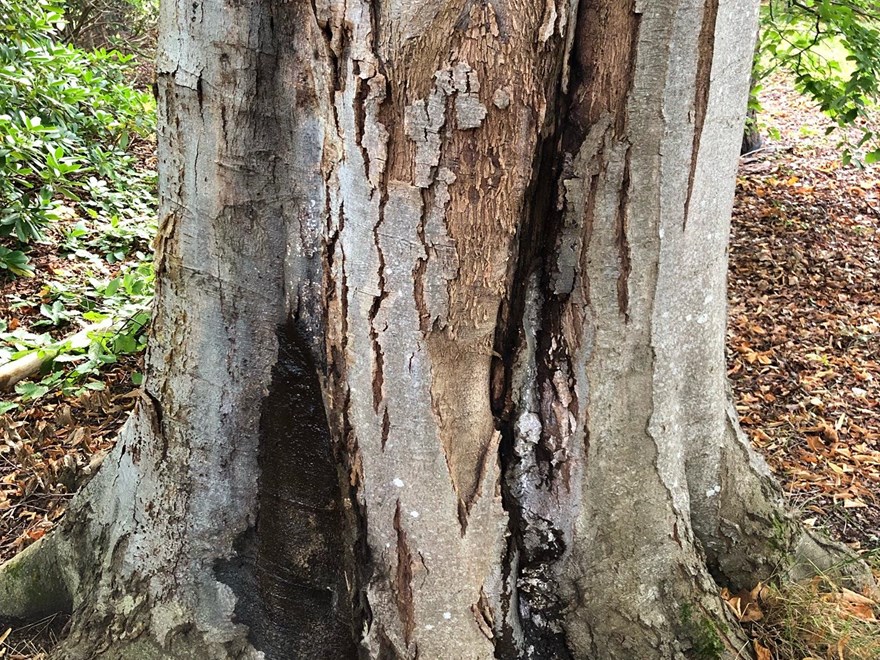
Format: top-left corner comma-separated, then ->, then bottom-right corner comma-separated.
0,0 -> 155,271
757,0 -> 880,163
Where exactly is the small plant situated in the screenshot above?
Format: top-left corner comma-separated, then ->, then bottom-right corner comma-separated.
0,246 -> 33,276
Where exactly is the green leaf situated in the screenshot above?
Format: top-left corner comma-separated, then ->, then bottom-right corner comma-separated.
0,401 -> 19,415
112,334 -> 137,354
53,353 -> 85,363
14,381 -> 49,400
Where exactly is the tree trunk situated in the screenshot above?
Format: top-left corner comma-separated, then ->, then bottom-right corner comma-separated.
741,105 -> 765,154
0,0 -> 870,658
741,68 -> 764,155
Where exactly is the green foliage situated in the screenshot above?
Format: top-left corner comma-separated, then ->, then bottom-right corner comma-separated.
0,0 -> 157,403
757,0 -> 880,163
0,246 -> 33,276
1,259 -> 154,399
0,0 -> 155,267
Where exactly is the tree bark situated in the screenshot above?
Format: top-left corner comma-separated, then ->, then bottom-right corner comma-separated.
0,0 -> 870,658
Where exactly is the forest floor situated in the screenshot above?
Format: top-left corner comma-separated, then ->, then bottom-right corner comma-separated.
729,77 -> 880,555
0,76 -> 879,656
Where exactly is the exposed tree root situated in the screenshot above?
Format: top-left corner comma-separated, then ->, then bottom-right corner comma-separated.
0,533 -> 71,623
788,529 -> 878,596
0,319 -> 114,391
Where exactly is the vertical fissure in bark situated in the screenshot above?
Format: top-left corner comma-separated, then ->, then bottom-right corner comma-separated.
495,302 -> 578,659
215,321 -> 357,659
615,151 -> 632,320
488,1 -> 680,656
564,0 -> 641,148
683,0 -> 720,227
340,386 -> 377,651
392,503 -> 416,648
490,83 -> 582,660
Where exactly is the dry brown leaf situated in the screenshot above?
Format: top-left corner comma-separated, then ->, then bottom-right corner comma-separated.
752,639 -> 771,660
806,435 -> 824,453
840,588 -> 875,607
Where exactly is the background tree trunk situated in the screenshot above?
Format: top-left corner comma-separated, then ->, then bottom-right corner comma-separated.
0,0 -> 868,658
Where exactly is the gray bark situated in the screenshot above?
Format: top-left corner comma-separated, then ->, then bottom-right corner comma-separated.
0,0 -> 868,658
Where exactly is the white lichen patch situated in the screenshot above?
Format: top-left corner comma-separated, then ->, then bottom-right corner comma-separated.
493,88 -> 511,110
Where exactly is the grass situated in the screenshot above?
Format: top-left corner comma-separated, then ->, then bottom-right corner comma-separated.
735,574 -> 880,659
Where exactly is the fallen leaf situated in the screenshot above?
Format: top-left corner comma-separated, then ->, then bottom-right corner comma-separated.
752,639 -> 771,660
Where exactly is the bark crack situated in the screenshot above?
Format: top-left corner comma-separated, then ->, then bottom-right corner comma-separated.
392,503 -> 416,648
683,0 -> 720,228
615,147 -> 632,320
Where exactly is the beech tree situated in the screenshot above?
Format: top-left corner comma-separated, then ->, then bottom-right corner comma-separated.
0,0 -> 872,658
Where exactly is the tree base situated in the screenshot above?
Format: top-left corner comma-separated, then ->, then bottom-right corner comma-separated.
0,437 -> 871,659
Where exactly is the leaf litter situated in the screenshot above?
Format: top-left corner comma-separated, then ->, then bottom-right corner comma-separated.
730,74 -> 880,553
728,73 -> 880,658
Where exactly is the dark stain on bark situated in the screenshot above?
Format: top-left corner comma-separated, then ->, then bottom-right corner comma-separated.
684,0 -> 720,228
215,321 -> 357,659
490,98 -> 576,660
196,75 -> 203,110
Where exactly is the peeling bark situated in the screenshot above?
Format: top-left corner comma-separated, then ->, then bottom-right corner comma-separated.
0,0 -> 872,659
